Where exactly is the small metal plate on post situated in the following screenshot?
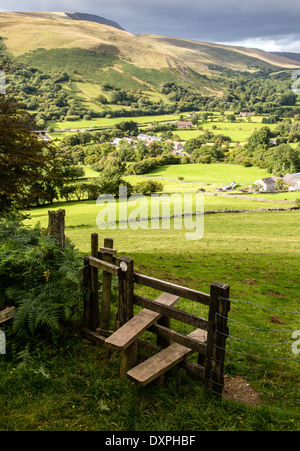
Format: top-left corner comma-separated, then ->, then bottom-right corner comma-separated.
120,261 -> 128,272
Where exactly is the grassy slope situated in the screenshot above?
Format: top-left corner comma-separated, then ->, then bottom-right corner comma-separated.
144,163 -> 271,185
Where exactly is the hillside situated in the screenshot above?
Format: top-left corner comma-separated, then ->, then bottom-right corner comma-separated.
272,52 -> 300,63
137,34 -> 300,73
1,11 -> 300,93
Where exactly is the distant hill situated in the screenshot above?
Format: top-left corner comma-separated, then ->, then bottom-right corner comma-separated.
272,52 -> 300,63
65,12 -> 126,31
1,11 -> 300,95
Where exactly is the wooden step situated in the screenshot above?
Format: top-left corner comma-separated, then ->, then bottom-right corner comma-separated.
127,328 -> 207,386
105,293 -> 180,350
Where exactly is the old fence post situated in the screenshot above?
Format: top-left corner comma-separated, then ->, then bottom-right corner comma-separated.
84,233 -> 100,332
118,255 -> 136,378
47,209 -> 65,249
100,238 -> 115,331
204,281 -> 230,396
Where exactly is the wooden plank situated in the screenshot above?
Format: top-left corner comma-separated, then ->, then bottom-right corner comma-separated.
99,247 -> 117,256
127,329 -> 206,386
0,307 -> 16,324
81,327 -> 107,346
149,324 -> 207,355
134,272 -> 210,306
89,256 -> 121,276
105,293 -> 180,350
134,294 -> 208,331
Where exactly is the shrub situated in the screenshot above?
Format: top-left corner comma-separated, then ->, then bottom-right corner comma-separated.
134,180 -> 164,195
0,215 -> 84,342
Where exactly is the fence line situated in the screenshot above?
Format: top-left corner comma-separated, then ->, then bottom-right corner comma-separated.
212,297 -> 300,416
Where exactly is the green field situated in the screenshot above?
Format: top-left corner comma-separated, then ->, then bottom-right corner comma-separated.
50,112 -> 181,131
145,163 -> 272,186
175,120 -> 277,143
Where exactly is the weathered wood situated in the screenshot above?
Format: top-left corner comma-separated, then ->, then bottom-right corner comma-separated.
134,272 -> 210,306
134,294 -> 209,331
47,210 -> 65,249
118,256 -> 134,327
211,283 -> 230,395
105,293 -> 180,350
120,341 -> 138,378
117,256 -> 135,376
180,360 -> 205,379
99,246 -> 117,256
149,324 -> 207,355
89,256 -> 121,276
127,329 -> 206,386
83,256 -> 91,328
156,315 -> 171,349
0,306 -> 16,324
100,238 -> 114,331
88,233 -> 99,331
82,327 -> 206,382
204,282 -> 230,395
81,327 -> 107,346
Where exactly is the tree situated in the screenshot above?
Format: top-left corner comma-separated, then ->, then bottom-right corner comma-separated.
247,127 -> 271,152
0,97 -> 64,212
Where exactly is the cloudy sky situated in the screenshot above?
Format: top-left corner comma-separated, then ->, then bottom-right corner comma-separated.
1,0 -> 300,52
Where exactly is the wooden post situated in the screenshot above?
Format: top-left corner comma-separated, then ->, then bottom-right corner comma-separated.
204,282 -> 230,396
118,256 -> 136,378
118,256 -> 134,327
100,238 -> 114,331
87,233 -> 100,331
156,316 -> 171,349
83,256 -> 91,328
47,210 -> 65,249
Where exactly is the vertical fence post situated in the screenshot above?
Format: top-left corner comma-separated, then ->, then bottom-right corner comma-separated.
100,238 -> 114,331
47,209 -> 65,250
85,233 -> 99,332
205,282 -> 230,396
118,256 -> 134,327
83,256 -> 91,328
118,256 -> 136,378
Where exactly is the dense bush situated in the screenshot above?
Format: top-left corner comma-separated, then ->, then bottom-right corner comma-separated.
0,215 -> 84,342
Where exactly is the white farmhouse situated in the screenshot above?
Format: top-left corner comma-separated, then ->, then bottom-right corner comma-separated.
254,176 -> 281,192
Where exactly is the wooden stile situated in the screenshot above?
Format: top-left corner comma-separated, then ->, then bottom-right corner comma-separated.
82,232 -> 231,396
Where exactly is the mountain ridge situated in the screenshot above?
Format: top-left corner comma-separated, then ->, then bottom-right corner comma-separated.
65,12 -> 125,31
1,11 -> 300,96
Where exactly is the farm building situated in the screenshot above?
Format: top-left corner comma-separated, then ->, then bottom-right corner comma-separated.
137,134 -> 163,143
253,176 -> 281,192
178,121 -> 193,129
283,173 -> 300,191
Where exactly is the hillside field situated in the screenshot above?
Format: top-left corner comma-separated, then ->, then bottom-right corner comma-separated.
21,186 -> 300,427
